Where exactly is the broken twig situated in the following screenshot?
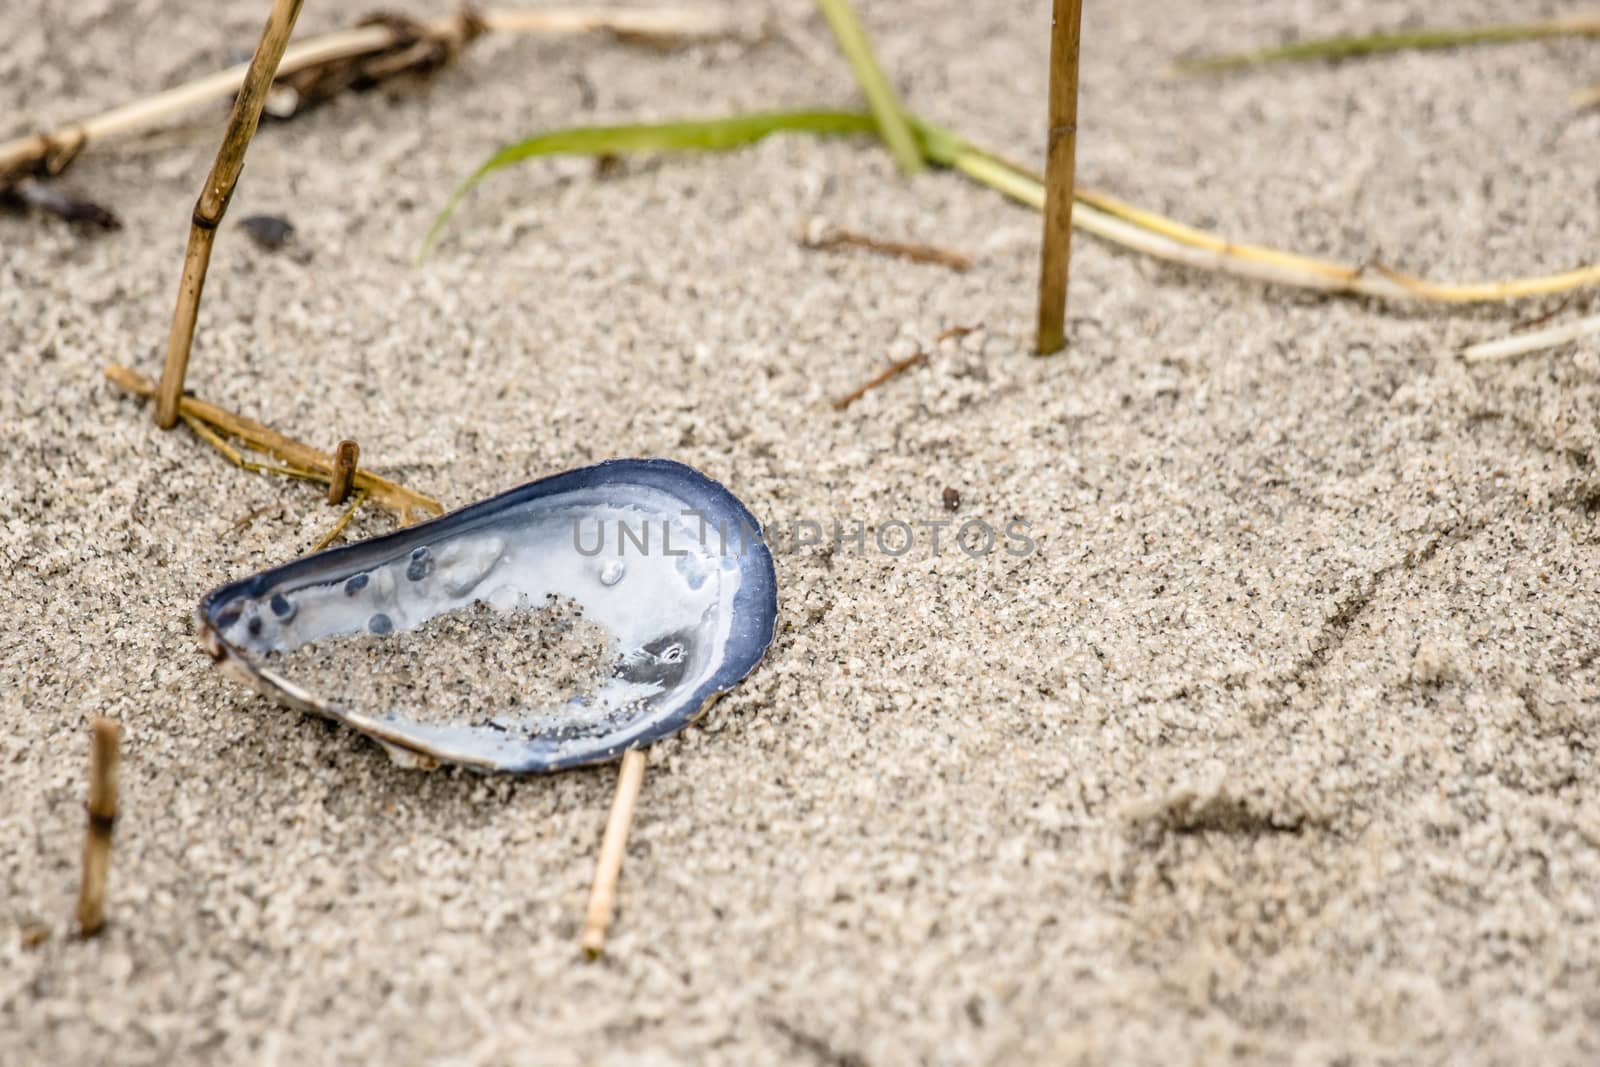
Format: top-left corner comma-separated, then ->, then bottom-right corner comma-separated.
328,439 -> 360,505
833,347 -> 928,410
76,718 -> 121,937
801,222 -> 971,271
581,748 -> 648,959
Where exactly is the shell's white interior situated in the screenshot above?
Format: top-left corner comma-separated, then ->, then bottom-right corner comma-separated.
215,485 -> 751,765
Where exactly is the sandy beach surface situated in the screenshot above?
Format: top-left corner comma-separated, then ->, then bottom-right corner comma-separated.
3,1 -> 1599,1063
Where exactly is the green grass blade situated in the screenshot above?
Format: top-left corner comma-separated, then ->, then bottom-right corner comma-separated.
815,0 -> 924,175
1175,15 -> 1600,73
418,110 -> 877,261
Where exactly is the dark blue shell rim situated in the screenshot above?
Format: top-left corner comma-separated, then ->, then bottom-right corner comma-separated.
198,457 -> 779,772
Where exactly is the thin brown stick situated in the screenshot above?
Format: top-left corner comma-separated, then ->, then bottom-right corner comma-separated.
0,8 -> 742,184
1035,0 -> 1083,355
76,717 -> 121,937
107,364 -> 444,523
933,323 -> 981,344
328,439 -> 360,505
801,224 -> 972,271
155,0 -> 306,429
832,348 -> 928,410
581,748 -> 648,959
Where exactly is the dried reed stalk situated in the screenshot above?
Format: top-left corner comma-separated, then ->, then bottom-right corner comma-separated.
1036,0 -> 1083,355
0,7 -> 738,184
580,748 -> 648,959
76,718 -> 121,937
155,0 -> 305,429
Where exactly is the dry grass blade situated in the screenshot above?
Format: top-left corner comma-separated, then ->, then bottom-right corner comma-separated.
1462,312 -> 1600,363
1174,14 -> 1600,73
432,108 -> 1600,305
421,110 -> 878,259
915,119 -> 1600,303
814,0 -> 923,175
106,364 -> 444,524
311,488 -> 370,551
0,7 -> 739,184
179,412 -> 327,482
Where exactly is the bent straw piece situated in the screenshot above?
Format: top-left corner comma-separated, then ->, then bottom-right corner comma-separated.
581,748 -> 648,959
1463,311 -> 1600,363
924,124 -> 1600,303
76,717 -> 121,937
0,7 -> 738,182
155,0 -> 305,429
106,364 -> 444,523
1079,182 -> 1600,300
950,148 -> 1414,296
814,0 -> 923,175
1174,15 -> 1600,73
1072,186 -> 1358,282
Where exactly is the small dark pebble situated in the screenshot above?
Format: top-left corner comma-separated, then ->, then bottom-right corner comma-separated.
247,615 -> 263,636
411,547 -> 430,561
368,613 -> 394,636
269,592 -> 294,618
344,574 -> 369,596
240,214 -> 294,251
943,487 -> 961,512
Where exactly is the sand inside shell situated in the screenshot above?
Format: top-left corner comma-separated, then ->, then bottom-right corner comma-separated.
265,598 -> 618,727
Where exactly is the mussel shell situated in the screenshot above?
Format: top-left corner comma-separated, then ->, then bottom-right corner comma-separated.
198,459 -> 778,773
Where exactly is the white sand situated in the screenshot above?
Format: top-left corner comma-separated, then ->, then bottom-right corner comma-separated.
3,1 -> 1599,1063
